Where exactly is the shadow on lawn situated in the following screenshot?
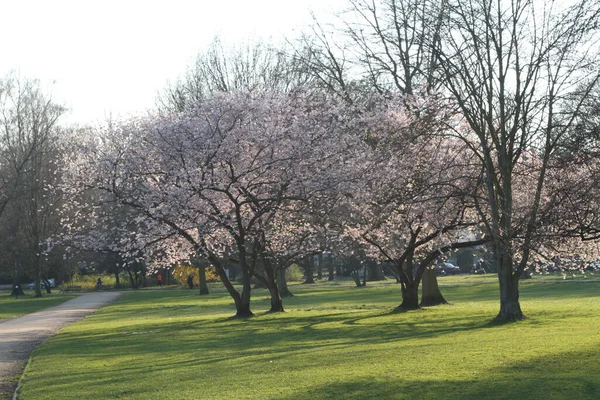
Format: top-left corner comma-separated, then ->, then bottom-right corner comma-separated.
37,308 -> 494,375
275,346 -> 600,400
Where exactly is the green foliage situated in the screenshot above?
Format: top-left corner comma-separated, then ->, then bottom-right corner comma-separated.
67,274 -> 125,291
172,264 -> 220,284
0,291 -> 75,321
17,276 -> 600,399
286,263 -> 304,281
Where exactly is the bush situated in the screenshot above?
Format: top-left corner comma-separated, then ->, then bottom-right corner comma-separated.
286,264 -> 304,282
172,264 -> 221,286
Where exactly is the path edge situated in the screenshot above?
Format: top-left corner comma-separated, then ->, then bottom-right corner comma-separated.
11,354 -> 33,400
10,291 -> 122,400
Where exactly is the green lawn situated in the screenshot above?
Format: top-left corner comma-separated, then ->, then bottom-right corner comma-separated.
0,290 -> 75,321
16,275 -> 600,399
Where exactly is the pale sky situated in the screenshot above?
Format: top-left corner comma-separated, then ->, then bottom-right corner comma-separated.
0,0 -> 345,125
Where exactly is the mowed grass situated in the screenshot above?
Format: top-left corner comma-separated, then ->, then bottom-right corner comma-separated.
17,275 -> 600,399
0,290 -> 75,321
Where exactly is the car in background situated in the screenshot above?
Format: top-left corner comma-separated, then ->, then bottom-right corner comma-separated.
435,263 -> 461,275
27,278 -> 56,290
586,261 -> 600,272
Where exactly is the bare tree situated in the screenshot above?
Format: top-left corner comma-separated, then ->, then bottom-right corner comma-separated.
0,73 -> 66,295
159,37 -> 312,111
294,0 -> 447,100
436,0 -> 600,321
0,73 -> 64,221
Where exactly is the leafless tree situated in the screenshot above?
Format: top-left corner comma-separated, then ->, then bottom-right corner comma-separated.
0,72 -> 66,295
436,0 -> 600,321
159,37 -> 312,111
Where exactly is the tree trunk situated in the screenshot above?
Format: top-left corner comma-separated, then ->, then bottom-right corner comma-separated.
198,265 -> 209,295
277,267 -> 293,298
367,261 -> 386,281
212,260 -> 251,318
126,268 -> 137,289
235,267 -> 253,318
317,253 -> 323,280
303,254 -> 315,284
495,272 -> 525,322
141,264 -> 147,287
257,266 -> 284,313
114,271 -> 121,289
237,286 -> 253,317
351,269 -> 364,287
420,267 -> 447,307
327,257 -> 335,281
34,269 -> 42,297
394,280 -> 419,312
267,283 -> 284,312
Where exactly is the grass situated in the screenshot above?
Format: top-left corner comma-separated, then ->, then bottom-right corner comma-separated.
16,275 -> 600,399
0,290 -> 75,321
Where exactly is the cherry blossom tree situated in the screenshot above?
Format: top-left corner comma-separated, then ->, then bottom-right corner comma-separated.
65,89 -> 355,317
327,94 -> 485,310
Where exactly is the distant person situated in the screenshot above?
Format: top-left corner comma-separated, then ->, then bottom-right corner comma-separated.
96,278 -> 102,290
157,273 -> 163,287
12,285 -> 20,299
187,273 -> 194,289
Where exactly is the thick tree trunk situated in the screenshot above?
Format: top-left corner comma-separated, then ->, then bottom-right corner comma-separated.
393,281 -> 419,312
236,268 -> 254,318
420,267 -> 447,307
277,267 -> 293,298
255,256 -> 285,313
267,284 -> 284,312
495,273 -> 525,322
198,265 -> 209,295
212,260 -> 251,317
262,269 -> 284,313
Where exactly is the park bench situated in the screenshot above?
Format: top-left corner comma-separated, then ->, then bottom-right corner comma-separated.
96,285 -> 111,291
65,286 -> 82,292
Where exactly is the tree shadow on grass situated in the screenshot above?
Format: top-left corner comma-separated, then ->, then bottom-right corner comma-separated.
275,346 -> 600,400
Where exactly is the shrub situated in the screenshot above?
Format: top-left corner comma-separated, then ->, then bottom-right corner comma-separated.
286,264 -> 304,282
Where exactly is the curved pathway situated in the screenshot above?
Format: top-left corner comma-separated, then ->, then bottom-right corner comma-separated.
0,292 -> 121,399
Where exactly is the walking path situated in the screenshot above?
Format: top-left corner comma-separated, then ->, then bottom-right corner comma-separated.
0,292 -> 121,399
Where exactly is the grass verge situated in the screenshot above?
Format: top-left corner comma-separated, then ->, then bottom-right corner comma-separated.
0,291 -> 75,321
16,276 -> 600,399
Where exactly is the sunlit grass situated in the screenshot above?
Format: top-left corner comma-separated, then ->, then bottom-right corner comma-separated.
0,290 -> 75,321
17,276 -> 600,399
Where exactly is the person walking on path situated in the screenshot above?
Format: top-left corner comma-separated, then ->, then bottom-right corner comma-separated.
157,273 -> 163,287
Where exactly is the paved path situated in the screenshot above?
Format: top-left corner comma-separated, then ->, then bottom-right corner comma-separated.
0,292 -> 121,399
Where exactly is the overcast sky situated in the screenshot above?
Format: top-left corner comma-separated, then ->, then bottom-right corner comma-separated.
0,0 -> 345,125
